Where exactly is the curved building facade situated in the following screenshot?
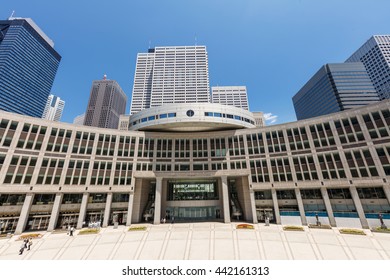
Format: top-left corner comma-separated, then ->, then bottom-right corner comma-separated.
0,100 -> 390,234
119,103 -> 256,132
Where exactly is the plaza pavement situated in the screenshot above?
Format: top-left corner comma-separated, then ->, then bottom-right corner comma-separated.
0,222 -> 389,260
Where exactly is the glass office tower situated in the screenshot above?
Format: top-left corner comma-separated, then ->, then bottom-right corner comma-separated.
0,17 -> 61,117
293,63 -> 380,120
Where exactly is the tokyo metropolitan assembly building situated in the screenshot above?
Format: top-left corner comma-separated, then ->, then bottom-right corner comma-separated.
0,44 -> 390,235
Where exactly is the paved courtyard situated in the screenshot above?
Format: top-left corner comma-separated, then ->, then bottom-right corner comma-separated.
0,222 -> 389,260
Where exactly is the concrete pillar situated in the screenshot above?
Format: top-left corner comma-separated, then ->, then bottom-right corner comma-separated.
153,177 -> 162,224
349,186 -> 369,229
295,188 -> 307,226
102,193 -> 113,227
320,187 -> 336,227
271,188 -> 281,224
15,193 -> 34,234
126,193 -> 134,226
221,176 -> 231,223
382,185 -> 390,207
249,190 -> 258,224
47,193 -> 63,231
77,193 -> 89,229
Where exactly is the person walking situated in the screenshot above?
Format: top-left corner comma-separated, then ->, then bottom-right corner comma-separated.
70,226 -> 74,236
19,242 -> 25,255
27,238 -> 32,251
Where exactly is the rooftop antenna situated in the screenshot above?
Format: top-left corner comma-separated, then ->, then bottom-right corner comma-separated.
148,40 -> 151,49
195,34 -> 197,46
103,74 -> 107,80
9,10 -> 15,19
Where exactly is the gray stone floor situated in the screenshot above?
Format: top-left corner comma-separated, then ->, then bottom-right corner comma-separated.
1,222 -> 389,260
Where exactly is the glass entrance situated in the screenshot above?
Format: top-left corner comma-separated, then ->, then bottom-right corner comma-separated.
110,211 -> 127,225
0,217 -> 18,234
57,213 -> 79,229
166,206 -> 219,221
256,208 -> 275,223
26,214 -> 50,231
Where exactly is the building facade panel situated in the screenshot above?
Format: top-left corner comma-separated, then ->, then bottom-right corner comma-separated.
0,100 -> 390,233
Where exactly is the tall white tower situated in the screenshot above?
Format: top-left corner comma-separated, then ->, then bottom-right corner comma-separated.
130,46 -> 210,114
42,94 -> 65,122
211,86 -> 249,110
346,35 -> 390,100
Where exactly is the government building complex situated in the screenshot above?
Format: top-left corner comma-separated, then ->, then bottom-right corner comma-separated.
1,38 -> 390,235
0,99 -> 390,234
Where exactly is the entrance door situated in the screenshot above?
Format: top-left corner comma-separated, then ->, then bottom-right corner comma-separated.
256,208 -> 275,223
26,215 -> 51,230
57,213 -> 79,229
168,206 -> 217,221
0,217 -> 18,233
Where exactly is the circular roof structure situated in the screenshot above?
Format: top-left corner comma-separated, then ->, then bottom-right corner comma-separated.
124,103 -> 256,132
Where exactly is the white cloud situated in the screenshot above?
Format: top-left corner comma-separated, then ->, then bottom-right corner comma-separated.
263,113 -> 278,125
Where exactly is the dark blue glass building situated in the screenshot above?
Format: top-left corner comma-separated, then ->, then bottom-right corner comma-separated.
293,63 -> 380,120
0,17 -> 61,117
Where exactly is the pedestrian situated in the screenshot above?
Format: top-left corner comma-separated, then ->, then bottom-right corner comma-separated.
19,242 -> 25,255
24,239 -> 28,248
70,226 -> 74,236
67,225 -> 71,235
27,238 -> 32,251
171,216 -> 175,224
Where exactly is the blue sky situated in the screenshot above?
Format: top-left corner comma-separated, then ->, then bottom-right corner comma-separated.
2,0 -> 390,125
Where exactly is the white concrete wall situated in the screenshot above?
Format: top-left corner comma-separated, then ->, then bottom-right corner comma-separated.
306,216 -> 330,225
280,216 -> 302,225
367,218 -> 390,229
335,217 -> 362,228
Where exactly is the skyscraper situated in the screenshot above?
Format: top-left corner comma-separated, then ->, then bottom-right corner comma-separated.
293,63 -> 379,120
346,35 -> 390,100
0,17 -> 61,117
211,86 -> 249,110
42,94 -> 65,122
84,76 -> 127,129
130,46 -> 210,114
73,113 -> 85,125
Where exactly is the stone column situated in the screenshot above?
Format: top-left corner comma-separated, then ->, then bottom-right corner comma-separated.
320,187 -> 336,227
102,193 -> 113,227
15,194 -> 34,234
349,185 -> 369,229
271,188 -> 281,224
295,188 -> 307,225
249,190 -> 258,224
153,177 -> 162,224
221,176 -> 231,223
126,193 -> 134,226
383,185 -> 390,207
77,193 -> 89,229
47,193 -> 63,231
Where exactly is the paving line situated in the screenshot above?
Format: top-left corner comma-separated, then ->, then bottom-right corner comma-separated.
80,234 -> 103,260
232,225 -> 239,260
158,224 -> 173,260
255,225 -> 266,259
306,229 -> 323,260
108,230 -> 127,260
333,228 -> 354,260
183,223 -> 193,260
0,239 -> 13,256
209,223 -> 215,260
368,234 -> 389,260
133,225 -> 151,260
279,226 -> 293,260
53,234 -> 78,260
